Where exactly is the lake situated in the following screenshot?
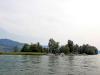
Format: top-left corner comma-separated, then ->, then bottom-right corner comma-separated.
0,55 -> 100,75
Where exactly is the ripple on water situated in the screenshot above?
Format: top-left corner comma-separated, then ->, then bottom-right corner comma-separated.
0,55 -> 100,75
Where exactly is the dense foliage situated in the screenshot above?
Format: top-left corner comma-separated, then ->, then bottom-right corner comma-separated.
21,43 -> 45,52
48,39 -> 59,54
21,38 -> 98,55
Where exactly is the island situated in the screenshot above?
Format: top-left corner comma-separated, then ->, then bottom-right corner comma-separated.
0,38 -> 98,55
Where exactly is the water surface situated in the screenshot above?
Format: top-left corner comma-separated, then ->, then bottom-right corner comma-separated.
0,55 -> 100,75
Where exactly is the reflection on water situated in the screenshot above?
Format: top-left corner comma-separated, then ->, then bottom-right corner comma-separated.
0,55 -> 100,75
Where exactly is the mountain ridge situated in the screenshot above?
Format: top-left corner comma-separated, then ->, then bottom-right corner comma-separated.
0,39 -> 24,52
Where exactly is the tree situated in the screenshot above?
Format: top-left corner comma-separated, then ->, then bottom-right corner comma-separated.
59,45 -> 70,54
21,44 -> 29,52
78,44 -> 98,55
48,38 -> 59,54
21,43 -> 45,52
36,42 -> 43,52
68,40 -> 74,53
73,44 -> 79,54
20,39 -> 98,55
29,43 -> 38,52
86,46 -> 98,55
28,42 -> 44,52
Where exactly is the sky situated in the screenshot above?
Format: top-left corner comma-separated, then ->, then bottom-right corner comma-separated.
0,0 -> 100,49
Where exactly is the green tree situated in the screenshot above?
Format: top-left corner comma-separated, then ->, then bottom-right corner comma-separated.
59,45 -> 70,54
86,45 -> 98,55
36,42 -> 43,52
21,44 -> 29,52
29,42 -> 44,52
29,43 -> 38,52
78,44 -> 98,55
68,40 -> 74,53
48,38 -> 59,54
73,44 -> 79,54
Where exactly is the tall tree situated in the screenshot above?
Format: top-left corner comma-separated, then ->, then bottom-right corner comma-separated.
36,42 -> 43,52
59,45 -> 70,54
73,44 -> 79,54
68,40 -> 74,53
48,38 -> 59,54
21,44 -> 29,52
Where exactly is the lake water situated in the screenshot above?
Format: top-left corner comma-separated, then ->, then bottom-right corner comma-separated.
0,55 -> 100,75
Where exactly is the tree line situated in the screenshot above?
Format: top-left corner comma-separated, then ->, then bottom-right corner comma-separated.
21,38 -> 98,55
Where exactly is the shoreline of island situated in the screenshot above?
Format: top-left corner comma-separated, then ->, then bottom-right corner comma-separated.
0,52 -> 47,55
0,52 -> 98,55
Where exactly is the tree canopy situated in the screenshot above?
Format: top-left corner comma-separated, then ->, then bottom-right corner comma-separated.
21,38 -> 98,55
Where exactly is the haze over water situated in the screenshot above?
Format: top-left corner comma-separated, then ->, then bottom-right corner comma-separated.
0,55 -> 100,75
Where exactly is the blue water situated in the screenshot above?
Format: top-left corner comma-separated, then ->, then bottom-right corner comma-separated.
0,55 -> 100,75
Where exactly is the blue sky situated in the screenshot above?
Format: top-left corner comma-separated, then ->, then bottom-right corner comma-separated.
0,0 -> 100,49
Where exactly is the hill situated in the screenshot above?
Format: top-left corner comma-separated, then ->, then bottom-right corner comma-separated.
0,39 -> 24,52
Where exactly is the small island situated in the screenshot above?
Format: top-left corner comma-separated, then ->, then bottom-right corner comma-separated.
0,38 -> 98,55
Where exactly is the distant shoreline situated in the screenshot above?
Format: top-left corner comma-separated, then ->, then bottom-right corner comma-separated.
0,52 -> 98,55
0,52 -> 46,55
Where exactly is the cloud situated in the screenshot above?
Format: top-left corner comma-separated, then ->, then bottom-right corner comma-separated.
0,0 -> 100,49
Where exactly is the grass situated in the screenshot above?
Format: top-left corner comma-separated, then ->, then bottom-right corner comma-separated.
0,52 -> 47,55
